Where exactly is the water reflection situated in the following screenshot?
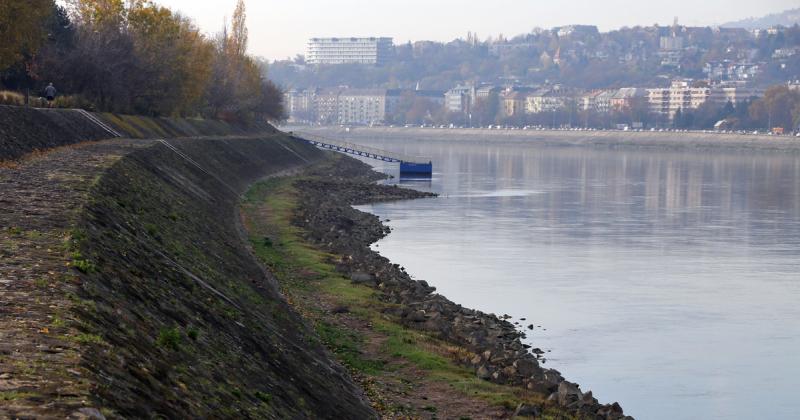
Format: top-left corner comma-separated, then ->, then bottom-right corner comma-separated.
398,175 -> 432,189
355,138 -> 800,420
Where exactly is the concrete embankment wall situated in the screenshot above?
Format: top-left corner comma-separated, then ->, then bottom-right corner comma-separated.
0,105 -> 278,161
74,135 -> 376,418
294,126 -> 800,153
0,106 -> 111,161
96,113 -> 277,139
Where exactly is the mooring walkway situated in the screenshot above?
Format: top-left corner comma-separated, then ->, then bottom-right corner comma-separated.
291,131 -> 432,174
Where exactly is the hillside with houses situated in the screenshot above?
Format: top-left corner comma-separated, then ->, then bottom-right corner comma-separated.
277,18 -> 800,132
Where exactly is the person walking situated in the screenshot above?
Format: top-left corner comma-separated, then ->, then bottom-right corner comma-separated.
44,83 -> 57,107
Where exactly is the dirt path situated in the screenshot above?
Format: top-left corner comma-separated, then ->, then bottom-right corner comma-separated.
0,140 -> 151,419
241,176 -> 525,420
313,292 -> 512,420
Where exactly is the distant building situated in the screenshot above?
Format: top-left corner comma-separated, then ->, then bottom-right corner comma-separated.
525,87 -> 568,114
445,85 -> 475,113
502,91 -> 527,117
284,89 -> 316,122
773,47 -> 799,60
594,90 -> 615,113
658,31 -> 685,67
647,80 -> 710,119
659,50 -> 683,67
337,89 -> 387,125
313,88 -> 344,124
556,25 -> 599,38
704,60 -> 761,82
709,82 -> 763,105
610,88 -> 647,111
475,85 -> 501,100
579,91 -> 602,111
659,35 -> 684,50
307,37 -> 394,65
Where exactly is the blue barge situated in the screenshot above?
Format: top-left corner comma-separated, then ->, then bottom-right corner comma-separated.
399,161 -> 433,175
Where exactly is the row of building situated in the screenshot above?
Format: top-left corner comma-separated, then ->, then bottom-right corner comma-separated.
284,80 -> 764,125
445,80 -> 762,119
285,88 -> 445,125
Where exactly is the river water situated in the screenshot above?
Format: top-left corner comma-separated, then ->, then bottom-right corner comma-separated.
345,134 -> 800,420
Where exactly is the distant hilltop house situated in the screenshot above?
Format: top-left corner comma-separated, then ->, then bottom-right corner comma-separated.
772,47 -> 799,60
704,60 -> 762,82
306,37 -> 394,65
555,25 -> 599,38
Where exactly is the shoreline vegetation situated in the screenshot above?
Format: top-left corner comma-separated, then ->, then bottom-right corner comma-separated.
289,125 -> 800,153
241,153 -> 632,419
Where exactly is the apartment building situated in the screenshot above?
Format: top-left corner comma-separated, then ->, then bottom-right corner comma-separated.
610,88 -> 647,111
502,91 -> 527,117
709,82 -> 763,105
284,89 -> 316,122
525,88 -> 567,113
445,85 -> 475,113
337,89 -> 387,125
314,88 -> 344,124
647,80 -> 710,119
307,37 -> 394,65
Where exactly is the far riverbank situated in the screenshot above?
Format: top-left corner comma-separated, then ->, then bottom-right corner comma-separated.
285,125 -> 800,154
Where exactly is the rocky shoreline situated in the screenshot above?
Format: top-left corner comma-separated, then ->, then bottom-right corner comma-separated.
291,156 -> 632,419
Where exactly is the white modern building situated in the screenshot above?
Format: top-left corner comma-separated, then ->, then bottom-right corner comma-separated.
307,37 -> 394,65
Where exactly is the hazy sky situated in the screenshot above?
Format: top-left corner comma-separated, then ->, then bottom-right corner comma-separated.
152,0 -> 797,60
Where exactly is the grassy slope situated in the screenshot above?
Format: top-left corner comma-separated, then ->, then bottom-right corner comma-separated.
241,171 -> 581,420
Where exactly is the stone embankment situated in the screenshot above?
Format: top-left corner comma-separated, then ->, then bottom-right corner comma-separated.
295,125 -> 800,154
0,105 -> 277,162
0,106 -> 110,160
1,106 -> 377,418
293,157 -> 632,419
67,135 -> 376,418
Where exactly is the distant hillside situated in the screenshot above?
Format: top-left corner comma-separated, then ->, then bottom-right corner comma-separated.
722,8 -> 800,29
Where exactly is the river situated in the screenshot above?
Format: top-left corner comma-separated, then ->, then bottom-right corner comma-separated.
311,130 -> 800,420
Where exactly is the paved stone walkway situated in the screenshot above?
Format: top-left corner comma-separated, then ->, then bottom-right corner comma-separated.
0,140 -> 151,419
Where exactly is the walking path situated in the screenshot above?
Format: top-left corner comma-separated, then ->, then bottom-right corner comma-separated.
0,139 -> 151,418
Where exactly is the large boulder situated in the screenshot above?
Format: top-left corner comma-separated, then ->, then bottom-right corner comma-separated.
349,271 -> 375,285
512,403 -> 541,418
557,381 -> 582,406
513,358 -> 540,377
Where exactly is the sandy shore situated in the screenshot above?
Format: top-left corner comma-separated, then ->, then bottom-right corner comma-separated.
286,125 -> 800,153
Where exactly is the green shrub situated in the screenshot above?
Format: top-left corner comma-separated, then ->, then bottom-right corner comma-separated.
71,251 -> 97,274
157,327 -> 182,351
74,333 -> 104,345
255,391 -> 272,404
187,327 -> 199,341
52,95 -> 97,111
